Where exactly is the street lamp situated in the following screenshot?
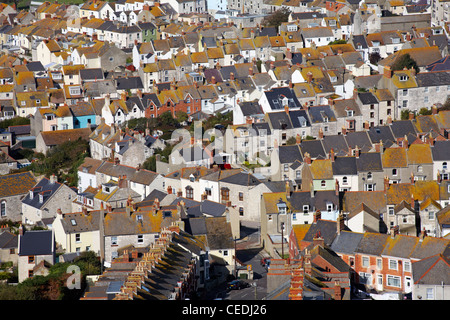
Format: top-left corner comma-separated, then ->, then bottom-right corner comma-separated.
281,222 -> 285,259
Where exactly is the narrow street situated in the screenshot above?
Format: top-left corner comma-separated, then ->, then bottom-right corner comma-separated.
203,223 -> 270,300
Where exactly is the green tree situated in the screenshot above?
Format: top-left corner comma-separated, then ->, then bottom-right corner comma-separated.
263,7 -> 291,28
418,107 -> 432,115
328,39 -> 347,45
391,53 -> 419,73
285,136 -> 297,145
401,109 -> 412,120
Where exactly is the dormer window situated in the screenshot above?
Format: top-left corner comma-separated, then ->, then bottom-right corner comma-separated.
39,194 -> 44,203
347,110 -> 354,117
399,75 -> 408,82
29,190 -> 34,199
392,38 -> 400,44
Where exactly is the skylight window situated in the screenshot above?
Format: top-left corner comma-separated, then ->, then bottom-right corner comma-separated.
71,219 -> 77,226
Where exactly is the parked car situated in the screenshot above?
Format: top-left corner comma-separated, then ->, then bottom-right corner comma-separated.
227,280 -> 250,290
261,258 -> 270,268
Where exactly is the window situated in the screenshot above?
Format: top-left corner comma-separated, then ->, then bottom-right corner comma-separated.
392,168 -> 398,176
426,288 -> 434,300
75,233 -> 81,243
303,205 -> 309,214
321,180 -> 326,187
404,261 -> 411,272
367,172 -> 373,180
443,162 -> 448,170
185,186 -> 193,199
284,164 -> 289,172
239,192 -> 244,201
137,235 -> 143,243
221,188 -> 229,201
388,206 -> 395,215
239,207 -> 244,216
387,275 -> 401,288
0,201 -> 5,217
362,256 -> 370,267
342,176 -> 348,184
389,259 -> 398,270
327,203 -> 333,212
429,211 -> 435,220
377,258 -> 382,270
365,184 -> 375,191
111,236 -> 118,246
402,100 -> 408,108
417,165 -> 423,173
28,256 -> 35,264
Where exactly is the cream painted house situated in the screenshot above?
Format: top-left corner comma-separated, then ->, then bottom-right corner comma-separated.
53,208 -> 102,256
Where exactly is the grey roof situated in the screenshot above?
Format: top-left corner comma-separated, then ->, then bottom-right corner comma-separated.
344,131 -> 372,152
389,120 -> 417,139
330,231 -> 364,255
239,101 -> 264,116
220,171 -> 261,186
289,109 -> 311,128
357,91 -> 378,105
307,105 -> 336,123
432,141 -> 450,161
412,254 -> 450,285
351,34 -> 368,49
252,122 -> 271,135
22,177 -> 62,210
116,76 -> 144,90
186,200 -> 227,218
26,61 -> 45,72
267,111 -> 293,130
19,230 -> 54,256
302,219 -> 342,247
0,231 -> 17,249
300,139 -> 326,159
367,126 -> 395,144
80,68 -> 104,81
332,156 -> 357,175
278,144 -> 303,164
356,152 -> 383,172
415,71 -> 450,87
354,232 -> 389,256
322,135 -> 349,156
186,216 -> 207,235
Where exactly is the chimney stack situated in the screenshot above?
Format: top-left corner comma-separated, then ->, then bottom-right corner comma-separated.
313,210 -> 321,223
334,281 -> 342,300
304,152 -> 311,164
337,213 -> 345,235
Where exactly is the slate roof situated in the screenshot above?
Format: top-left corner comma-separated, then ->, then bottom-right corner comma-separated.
322,135 -> 349,156
22,177 -> 62,210
356,152 -> 383,172
389,120 -> 417,139
300,139 -> 326,159
412,254 -> 450,285
332,156 -> 357,175
344,131 -> 372,152
267,111 -> 293,130
80,68 -> 104,81
19,230 -> 54,256
264,87 -> 301,110
289,109 -> 311,128
367,126 -> 395,145
431,140 -> 450,161
0,231 -> 17,250
354,232 -> 389,256
330,230 -> 364,255
278,145 -> 303,164
219,171 -> 261,186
